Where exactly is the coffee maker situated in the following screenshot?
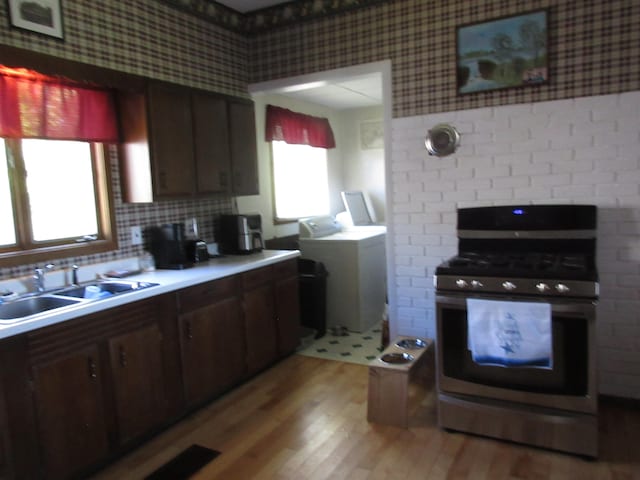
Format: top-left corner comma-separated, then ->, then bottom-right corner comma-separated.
146,223 -> 193,269
219,214 -> 264,254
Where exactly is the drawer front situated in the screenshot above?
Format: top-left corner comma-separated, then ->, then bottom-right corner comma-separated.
27,296 -> 175,365
273,259 -> 297,279
178,276 -> 239,313
242,266 -> 273,291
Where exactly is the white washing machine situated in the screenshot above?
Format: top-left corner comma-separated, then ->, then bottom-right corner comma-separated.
299,216 -> 386,333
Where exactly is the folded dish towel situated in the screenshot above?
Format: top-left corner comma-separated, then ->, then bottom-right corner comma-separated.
467,298 -> 552,368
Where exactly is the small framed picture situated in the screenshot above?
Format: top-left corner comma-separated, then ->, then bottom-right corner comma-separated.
456,9 -> 547,94
360,120 -> 384,150
7,0 -> 64,39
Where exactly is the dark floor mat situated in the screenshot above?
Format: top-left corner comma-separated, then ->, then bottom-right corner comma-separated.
144,444 -> 220,480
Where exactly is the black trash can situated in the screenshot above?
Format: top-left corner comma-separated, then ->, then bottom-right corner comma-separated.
298,258 -> 328,338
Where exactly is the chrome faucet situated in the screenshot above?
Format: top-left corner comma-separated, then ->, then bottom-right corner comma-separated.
71,264 -> 79,286
33,263 -> 55,293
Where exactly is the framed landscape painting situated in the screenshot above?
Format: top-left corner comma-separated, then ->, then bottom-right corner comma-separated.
456,10 -> 547,94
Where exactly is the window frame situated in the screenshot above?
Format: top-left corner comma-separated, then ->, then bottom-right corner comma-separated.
0,140 -> 118,267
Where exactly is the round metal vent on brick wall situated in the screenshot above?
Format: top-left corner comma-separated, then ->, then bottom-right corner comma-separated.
424,123 -> 461,157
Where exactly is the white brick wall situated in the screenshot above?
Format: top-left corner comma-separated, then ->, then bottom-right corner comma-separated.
388,91 -> 640,399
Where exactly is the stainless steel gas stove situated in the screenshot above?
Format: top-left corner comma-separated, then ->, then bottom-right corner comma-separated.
434,204 -> 599,457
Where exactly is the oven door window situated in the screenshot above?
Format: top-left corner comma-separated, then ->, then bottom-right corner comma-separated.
438,305 -> 589,396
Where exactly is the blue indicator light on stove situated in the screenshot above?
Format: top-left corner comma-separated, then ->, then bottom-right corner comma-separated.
513,208 -> 525,215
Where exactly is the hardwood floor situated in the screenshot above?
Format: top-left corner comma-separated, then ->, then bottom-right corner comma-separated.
89,354 -> 640,479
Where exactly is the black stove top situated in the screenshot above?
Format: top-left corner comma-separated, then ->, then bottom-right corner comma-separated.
437,251 -> 596,281
434,205 -> 599,298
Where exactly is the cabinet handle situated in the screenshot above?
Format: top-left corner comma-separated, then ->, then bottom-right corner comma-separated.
185,321 -> 193,340
159,171 -> 168,189
88,357 -> 97,379
119,345 -> 128,368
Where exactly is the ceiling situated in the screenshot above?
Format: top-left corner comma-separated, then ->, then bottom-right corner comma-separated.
272,73 -> 383,110
221,1 -> 383,110
216,0 -> 291,13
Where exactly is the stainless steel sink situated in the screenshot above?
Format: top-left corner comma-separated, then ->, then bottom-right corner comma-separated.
0,281 -> 159,323
53,280 -> 159,299
0,296 -> 81,322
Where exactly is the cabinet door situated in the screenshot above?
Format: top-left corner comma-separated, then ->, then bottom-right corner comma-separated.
179,296 -> 245,407
228,101 -> 259,196
0,380 -> 6,478
32,345 -> 109,480
108,324 -> 166,445
243,284 -> 277,374
147,83 -> 196,198
275,273 -> 301,356
192,93 -> 232,195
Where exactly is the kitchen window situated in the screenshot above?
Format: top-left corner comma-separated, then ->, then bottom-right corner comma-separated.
0,138 -> 116,267
271,140 -> 330,221
0,65 -> 119,267
265,105 -> 335,222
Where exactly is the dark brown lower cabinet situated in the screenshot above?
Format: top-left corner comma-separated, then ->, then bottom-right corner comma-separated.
242,266 -> 278,375
26,294 -> 179,480
0,380 -> 7,477
178,260 -> 300,406
108,324 -> 166,445
32,344 -> 109,480
274,259 -> 301,356
179,296 -> 245,407
0,259 -> 300,480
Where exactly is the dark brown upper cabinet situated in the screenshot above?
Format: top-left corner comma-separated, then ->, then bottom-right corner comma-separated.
117,82 -> 258,202
192,92 -> 233,195
228,100 -> 259,196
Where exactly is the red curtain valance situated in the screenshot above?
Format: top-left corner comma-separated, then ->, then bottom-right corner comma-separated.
0,66 -> 118,143
265,104 -> 335,149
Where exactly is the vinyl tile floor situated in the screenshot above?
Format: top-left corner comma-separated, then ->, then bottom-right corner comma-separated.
295,322 -> 384,366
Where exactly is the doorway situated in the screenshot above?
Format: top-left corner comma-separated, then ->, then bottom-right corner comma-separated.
245,60 -> 396,344
245,61 -> 391,230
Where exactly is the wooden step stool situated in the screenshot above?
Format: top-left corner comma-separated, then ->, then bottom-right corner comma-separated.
367,336 -> 433,428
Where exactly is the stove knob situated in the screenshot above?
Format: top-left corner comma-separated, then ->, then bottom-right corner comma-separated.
471,280 -> 484,289
536,283 -> 550,293
555,283 -> 570,293
455,279 -> 468,288
502,281 -> 517,291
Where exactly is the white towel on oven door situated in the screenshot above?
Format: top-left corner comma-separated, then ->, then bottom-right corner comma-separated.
466,298 -> 552,369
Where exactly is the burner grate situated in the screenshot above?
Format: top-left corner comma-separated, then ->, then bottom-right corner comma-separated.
447,252 -> 589,276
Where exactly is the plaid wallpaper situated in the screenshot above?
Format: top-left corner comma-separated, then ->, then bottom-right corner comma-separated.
0,0 -> 239,280
249,0 -> 640,117
1,0 -> 639,278
0,0 -> 249,95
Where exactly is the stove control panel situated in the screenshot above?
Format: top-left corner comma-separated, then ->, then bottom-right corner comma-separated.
435,275 -> 598,299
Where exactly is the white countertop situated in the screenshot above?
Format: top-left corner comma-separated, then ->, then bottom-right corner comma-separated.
0,250 -> 300,340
